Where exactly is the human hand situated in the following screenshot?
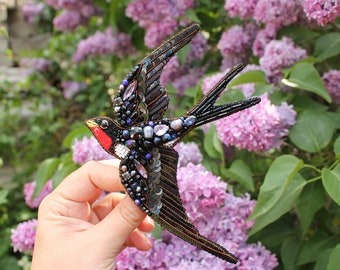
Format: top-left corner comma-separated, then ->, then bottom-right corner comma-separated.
31,160 -> 154,270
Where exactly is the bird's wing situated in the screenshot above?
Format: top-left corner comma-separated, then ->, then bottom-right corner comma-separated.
112,24 -> 200,128
152,146 -> 238,263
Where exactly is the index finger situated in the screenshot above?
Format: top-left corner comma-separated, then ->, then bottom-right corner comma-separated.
55,160 -> 124,202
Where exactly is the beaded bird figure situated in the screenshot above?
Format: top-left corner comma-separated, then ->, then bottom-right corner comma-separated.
85,24 -> 260,264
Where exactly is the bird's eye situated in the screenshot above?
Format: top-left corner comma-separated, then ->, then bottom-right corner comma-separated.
100,119 -> 109,129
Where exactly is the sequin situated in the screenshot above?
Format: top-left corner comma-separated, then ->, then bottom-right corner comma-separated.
143,126 -> 154,139
125,139 -> 136,148
170,119 -> 183,130
115,144 -> 130,158
123,80 -> 137,101
184,116 -> 197,126
162,134 -> 171,141
130,127 -> 143,139
154,137 -> 162,145
122,130 -> 130,138
134,160 -> 148,178
154,124 -> 169,136
134,199 -> 141,205
145,153 -> 152,160
122,79 -> 129,87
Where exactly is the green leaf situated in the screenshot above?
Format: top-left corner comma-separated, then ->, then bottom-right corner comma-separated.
34,158 -> 60,197
322,165 -> 340,206
0,26 -> 8,39
249,155 -> 304,220
314,32 -> 340,60
289,110 -> 335,153
282,62 -> 331,103
297,231 -> 337,265
281,236 -> 303,270
52,163 -> 78,188
228,70 -> 266,87
215,88 -> 245,105
291,94 -> 328,112
0,256 -> 21,270
223,159 -> 254,192
334,136 -> 340,160
278,25 -> 319,44
314,249 -> 333,270
62,125 -> 91,149
328,243 -> 340,270
0,190 -> 8,205
203,125 -> 223,159
296,182 -> 326,235
249,173 -> 306,235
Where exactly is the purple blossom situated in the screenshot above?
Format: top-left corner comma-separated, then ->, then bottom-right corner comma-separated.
202,65 -> 261,98
216,94 -> 297,152
20,57 -> 52,72
160,57 -> 206,96
252,24 -> 278,57
126,0 -> 195,48
22,2 -> 46,23
259,37 -> 307,84
62,80 -> 87,99
116,164 -> 278,269
218,23 -> 258,69
322,69 -> 340,105
72,136 -> 114,165
53,10 -> 83,31
233,64 -> 262,98
202,72 -> 226,95
47,0 -> 99,31
11,219 -> 37,253
143,20 -> 179,48
24,179 -> 52,209
174,142 -> 203,167
46,0 -> 92,10
303,0 -> 340,26
224,0 -> 259,19
254,0 -> 303,27
73,28 -> 136,63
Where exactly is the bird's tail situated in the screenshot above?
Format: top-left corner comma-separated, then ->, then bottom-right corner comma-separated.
189,64 -> 261,127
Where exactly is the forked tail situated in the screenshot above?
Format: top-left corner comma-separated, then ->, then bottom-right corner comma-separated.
189,64 -> 261,126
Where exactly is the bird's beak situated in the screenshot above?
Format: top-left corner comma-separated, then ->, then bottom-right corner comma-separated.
85,119 -> 98,128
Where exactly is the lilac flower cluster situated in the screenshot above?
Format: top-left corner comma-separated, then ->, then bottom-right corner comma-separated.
224,0 -> 308,27
62,80 -> 87,99
126,0 -> 195,48
20,57 -> 52,72
322,69 -> 340,105
11,219 -> 38,253
72,136 -> 114,165
254,0 -> 303,27
216,94 -> 296,152
22,1 -> 46,24
160,33 -> 209,95
73,27 -> 136,63
303,0 -> 340,26
252,24 -> 278,57
259,37 -> 307,84
174,142 -> 203,167
116,163 -> 278,269
202,65 -> 261,98
24,179 -> 52,209
46,0 -> 99,31
218,23 -> 258,69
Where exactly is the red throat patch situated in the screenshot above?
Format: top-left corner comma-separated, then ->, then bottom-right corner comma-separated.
91,126 -> 112,151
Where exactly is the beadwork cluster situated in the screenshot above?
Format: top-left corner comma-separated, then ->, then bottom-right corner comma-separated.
113,67 -> 198,213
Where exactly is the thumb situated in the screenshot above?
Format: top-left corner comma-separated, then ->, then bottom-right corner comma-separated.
92,194 -> 147,251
